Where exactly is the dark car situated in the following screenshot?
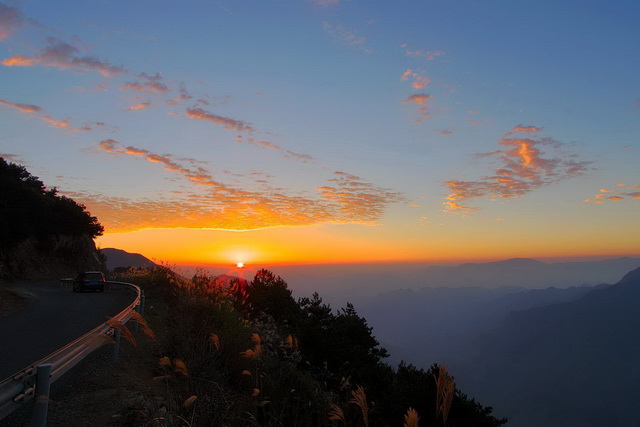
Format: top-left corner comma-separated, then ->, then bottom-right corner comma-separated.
73,271 -> 106,292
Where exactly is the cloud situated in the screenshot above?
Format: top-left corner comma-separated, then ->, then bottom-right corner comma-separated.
323,22 -> 372,53
443,126 -> 593,214
440,129 -> 454,136
401,69 -> 430,89
186,107 -> 253,132
0,153 -> 21,162
120,72 -> 170,94
91,139 -> 402,232
235,135 -> 316,163
2,37 -> 126,76
126,101 -> 151,112
0,98 -> 83,131
236,136 -> 281,150
0,99 -> 42,114
285,150 -> 315,163
404,93 -> 432,122
166,83 -> 192,105
503,124 -> 543,138
401,44 -> 445,60
0,3 -> 23,40
316,171 -> 403,222
315,0 -> 340,5
584,184 -> 640,204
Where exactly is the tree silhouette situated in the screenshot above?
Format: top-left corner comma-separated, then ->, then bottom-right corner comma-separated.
0,157 -> 103,251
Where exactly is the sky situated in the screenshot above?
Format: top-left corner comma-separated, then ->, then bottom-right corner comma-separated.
1,0 -> 639,267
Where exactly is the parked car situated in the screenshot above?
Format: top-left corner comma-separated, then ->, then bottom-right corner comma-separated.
73,271 -> 106,292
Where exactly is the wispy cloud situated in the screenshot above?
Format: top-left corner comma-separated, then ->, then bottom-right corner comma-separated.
323,22 -> 372,53
443,125 -> 592,214
584,185 -> 640,204
0,153 -> 22,162
166,83 -> 193,105
0,99 -> 42,114
0,98 -> 84,131
126,101 -> 151,112
2,37 -> 126,76
186,107 -> 253,132
0,3 -> 23,40
400,44 -> 445,60
92,139 -> 401,232
120,72 -> 170,93
401,69 -> 430,90
404,93 -> 432,122
234,135 -> 316,163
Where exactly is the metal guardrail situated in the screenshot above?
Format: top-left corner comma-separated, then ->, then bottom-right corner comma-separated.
0,281 -> 144,425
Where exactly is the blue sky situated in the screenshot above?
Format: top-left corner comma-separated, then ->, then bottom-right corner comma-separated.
1,0 -> 638,265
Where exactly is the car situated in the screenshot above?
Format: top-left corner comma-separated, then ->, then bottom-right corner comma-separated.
73,271 -> 106,292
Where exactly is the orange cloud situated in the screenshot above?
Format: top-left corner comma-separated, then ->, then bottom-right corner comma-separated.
235,136 -> 315,163
440,129 -> 454,136
186,107 -> 253,132
444,126 -> 592,213
0,3 -> 23,40
0,98 -> 83,131
120,72 -> 170,94
2,37 -> 126,76
93,139 -> 401,232
405,93 -> 430,106
126,101 -> 151,111
0,99 -> 42,114
404,93 -> 432,122
166,83 -> 192,105
584,185 -> 640,204
401,69 -> 430,89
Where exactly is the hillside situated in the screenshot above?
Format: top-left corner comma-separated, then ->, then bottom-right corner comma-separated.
101,248 -> 158,270
0,158 -> 104,280
455,268 -> 640,426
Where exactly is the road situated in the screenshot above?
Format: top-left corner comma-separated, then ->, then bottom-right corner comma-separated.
0,281 -> 135,380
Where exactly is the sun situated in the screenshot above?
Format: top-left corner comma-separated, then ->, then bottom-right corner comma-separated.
236,262 -> 244,268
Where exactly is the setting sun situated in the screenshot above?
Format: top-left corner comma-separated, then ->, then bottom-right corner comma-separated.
236,262 -> 244,268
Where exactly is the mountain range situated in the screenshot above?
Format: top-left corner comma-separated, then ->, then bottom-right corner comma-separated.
452,267 -> 640,426
101,248 -> 158,271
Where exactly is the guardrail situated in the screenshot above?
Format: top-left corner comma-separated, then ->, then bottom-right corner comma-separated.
0,281 -> 144,426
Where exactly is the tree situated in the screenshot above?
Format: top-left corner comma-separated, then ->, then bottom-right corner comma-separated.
246,269 -> 301,326
0,157 -> 103,251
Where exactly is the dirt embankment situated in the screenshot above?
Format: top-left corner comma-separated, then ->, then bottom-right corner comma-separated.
0,234 -> 105,282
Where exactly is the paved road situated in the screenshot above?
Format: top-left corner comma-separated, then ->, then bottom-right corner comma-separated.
0,281 -> 135,380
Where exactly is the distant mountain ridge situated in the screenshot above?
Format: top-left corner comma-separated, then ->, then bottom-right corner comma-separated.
454,267 -> 640,426
419,256 -> 640,288
101,248 -> 158,271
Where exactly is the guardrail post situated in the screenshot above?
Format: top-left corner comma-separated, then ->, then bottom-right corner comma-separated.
140,290 -> 146,316
31,364 -> 52,427
112,328 -> 121,362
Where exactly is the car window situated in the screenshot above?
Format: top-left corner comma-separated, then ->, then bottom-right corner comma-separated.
86,273 -> 104,280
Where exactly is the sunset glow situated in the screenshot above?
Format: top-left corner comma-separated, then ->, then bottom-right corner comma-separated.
1,1 -> 638,267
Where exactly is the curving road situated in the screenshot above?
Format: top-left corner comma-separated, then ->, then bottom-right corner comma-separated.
0,281 -> 135,380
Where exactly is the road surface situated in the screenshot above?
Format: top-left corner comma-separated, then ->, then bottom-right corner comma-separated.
0,281 -> 134,380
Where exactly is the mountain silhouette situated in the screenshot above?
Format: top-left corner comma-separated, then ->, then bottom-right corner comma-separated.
418,257 -> 640,288
455,267 -> 640,427
101,248 -> 158,270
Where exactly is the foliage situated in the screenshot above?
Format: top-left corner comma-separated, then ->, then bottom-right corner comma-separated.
0,157 -> 103,251
131,266 -> 507,426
